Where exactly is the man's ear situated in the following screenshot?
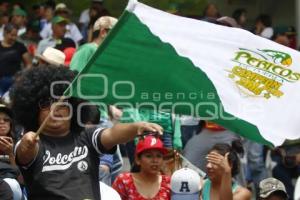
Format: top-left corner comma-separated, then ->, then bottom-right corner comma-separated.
100,28 -> 107,38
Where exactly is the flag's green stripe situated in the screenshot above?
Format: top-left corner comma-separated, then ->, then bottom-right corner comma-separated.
66,11 -> 271,146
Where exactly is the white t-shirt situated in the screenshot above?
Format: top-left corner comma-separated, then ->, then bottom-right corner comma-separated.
100,181 -> 121,200
180,115 -> 200,126
295,177 -> 300,200
40,22 -> 52,39
79,9 -> 90,24
260,27 -> 274,39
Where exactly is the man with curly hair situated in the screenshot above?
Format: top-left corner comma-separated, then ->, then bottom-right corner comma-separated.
10,65 -> 163,200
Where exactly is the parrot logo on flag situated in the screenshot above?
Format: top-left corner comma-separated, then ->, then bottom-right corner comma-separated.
259,49 -> 292,67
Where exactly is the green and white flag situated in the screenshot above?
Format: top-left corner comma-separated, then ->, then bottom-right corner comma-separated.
66,0 -> 300,146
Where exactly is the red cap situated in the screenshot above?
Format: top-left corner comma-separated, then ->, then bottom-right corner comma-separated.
135,135 -> 168,156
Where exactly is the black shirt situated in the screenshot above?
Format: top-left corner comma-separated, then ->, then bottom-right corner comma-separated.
55,38 -> 76,52
17,128 -> 116,200
0,159 -> 20,179
0,42 -> 27,77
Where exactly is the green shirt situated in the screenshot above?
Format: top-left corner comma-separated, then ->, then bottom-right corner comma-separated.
202,179 -> 239,200
70,43 -> 98,72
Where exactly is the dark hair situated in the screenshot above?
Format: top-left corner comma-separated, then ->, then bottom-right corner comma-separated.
256,14 -> 272,27
32,3 -> 43,10
81,104 -> 100,125
196,120 -> 205,134
131,154 -> 142,173
88,5 -> 110,30
261,191 -> 288,200
3,23 -> 18,34
44,4 -> 54,11
209,140 -> 244,176
202,3 -> 220,18
232,8 -> 246,22
13,2 -> 25,10
44,0 -> 56,10
27,20 -> 41,33
10,65 -> 83,133
0,100 -> 15,140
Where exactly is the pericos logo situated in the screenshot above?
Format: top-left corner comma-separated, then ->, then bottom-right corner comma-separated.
227,48 -> 299,99
259,49 -> 292,66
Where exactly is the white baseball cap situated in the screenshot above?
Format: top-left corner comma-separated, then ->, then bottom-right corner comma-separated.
171,168 -> 201,200
55,3 -> 67,11
93,16 -> 118,32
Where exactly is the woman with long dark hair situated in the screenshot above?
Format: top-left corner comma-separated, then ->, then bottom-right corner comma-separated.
0,103 -> 23,200
202,141 -> 252,200
0,103 -> 15,163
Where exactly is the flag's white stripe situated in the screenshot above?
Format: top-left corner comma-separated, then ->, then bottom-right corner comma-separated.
127,1 -> 300,145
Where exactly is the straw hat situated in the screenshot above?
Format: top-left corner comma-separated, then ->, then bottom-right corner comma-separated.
36,47 -> 66,66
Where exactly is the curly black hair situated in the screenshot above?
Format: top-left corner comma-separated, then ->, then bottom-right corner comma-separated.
10,65 -> 84,133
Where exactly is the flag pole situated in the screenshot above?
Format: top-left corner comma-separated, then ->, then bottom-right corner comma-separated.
34,96 -> 67,138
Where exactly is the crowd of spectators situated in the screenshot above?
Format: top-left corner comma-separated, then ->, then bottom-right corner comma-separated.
0,0 -> 299,199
